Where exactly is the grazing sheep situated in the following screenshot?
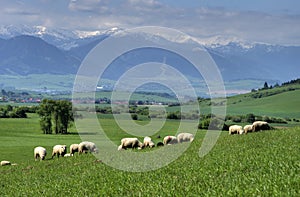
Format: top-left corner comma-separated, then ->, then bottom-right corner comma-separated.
70,144 -> 79,155
163,136 -> 178,145
52,145 -> 67,158
1,161 -> 11,166
119,138 -> 143,150
177,133 -> 194,143
157,142 -> 164,147
117,145 -> 125,151
229,125 -> 243,135
64,153 -> 73,157
78,141 -> 98,154
252,121 -> 270,132
243,125 -> 253,134
143,136 -> 155,148
34,146 -> 47,161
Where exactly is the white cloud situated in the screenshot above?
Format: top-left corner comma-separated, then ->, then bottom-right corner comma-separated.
0,0 -> 299,45
68,0 -> 109,13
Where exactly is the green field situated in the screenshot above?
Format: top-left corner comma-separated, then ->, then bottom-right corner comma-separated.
194,84 -> 300,119
1,82 -> 300,196
0,113 -> 299,196
226,90 -> 300,118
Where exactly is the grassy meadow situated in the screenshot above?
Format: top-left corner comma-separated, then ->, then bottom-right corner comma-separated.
0,112 -> 299,196
1,83 -> 300,196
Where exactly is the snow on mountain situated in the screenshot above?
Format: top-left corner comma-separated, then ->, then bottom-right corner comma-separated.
0,25 -> 121,50
0,25 -> 299,84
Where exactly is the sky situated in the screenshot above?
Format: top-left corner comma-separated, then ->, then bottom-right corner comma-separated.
1,0 -> 300,45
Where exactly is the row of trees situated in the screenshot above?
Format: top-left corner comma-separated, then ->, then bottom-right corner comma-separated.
0,105 -> 28,118
37,99 -> 73,134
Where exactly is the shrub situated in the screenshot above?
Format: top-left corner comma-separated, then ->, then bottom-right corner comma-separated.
131,114 -> 138,120
167,111 -> 181,120
244,113 -> 255,123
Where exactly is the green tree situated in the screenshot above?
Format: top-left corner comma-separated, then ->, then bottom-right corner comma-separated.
263,82 -> 269,89
37,99 -> 74,134
58,100 -> 73,134
38,99 -> 53,134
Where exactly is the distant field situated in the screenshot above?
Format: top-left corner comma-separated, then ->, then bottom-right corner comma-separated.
225,89 -> 300,118
0,74 -> 266,95
0,114 -> 299,196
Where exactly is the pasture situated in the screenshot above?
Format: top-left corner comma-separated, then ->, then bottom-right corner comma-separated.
0,114 -> 299,196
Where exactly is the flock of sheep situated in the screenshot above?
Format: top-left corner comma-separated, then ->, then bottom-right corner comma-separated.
1,123 -> 270,165
228,121 -> 271,135
1,133 -> 195,166
32,132 -> 195,161
33,141 -> 98,161
118,132 -> 195,150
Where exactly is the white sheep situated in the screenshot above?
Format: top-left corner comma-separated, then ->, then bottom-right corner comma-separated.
163,136 -> 178,145
1,160 -> 11,166
78,141 -> 98,154
70,144 -> 79,155
243,125 -> 253,134
143,136 -> 155,148
252,121 -> 270,132
52,145 -> 67,158
34,146 -> 47,161
117,145 -> 125,151
119,138 -> 143,150
229,125 -> 243,135
64,153 -> 73,157
177,133 -> 194,143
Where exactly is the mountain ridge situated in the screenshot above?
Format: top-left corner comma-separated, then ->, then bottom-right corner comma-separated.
0,25 -> 299,86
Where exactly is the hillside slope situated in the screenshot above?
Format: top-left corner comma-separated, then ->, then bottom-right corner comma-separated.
225,85 -> 300,118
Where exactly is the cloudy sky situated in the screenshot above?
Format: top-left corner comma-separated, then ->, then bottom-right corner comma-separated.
1,0 -> 300,45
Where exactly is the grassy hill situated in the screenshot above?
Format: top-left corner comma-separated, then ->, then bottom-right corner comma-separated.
0,114 -> 299,196
196,82 -> 300,120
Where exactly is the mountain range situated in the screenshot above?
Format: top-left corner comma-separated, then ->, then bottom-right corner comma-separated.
0,25 -> 299,89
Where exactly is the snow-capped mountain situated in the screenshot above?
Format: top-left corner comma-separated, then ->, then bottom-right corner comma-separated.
0,25 -> 121,50
0,25 -> 299,84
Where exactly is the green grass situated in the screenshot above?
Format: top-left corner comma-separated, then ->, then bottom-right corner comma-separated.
0,114 -> 299,196
0,114 -> 81,163
195,85 -> 300,119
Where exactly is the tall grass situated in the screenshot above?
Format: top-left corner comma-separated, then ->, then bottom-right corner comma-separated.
0,115 -> 299,196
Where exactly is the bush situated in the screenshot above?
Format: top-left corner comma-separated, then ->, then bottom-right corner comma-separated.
244,113 -> 255,123
232,116 -> 242,123
198,117 -> 227,130
131,114 -> 138,120
167,111 -> 181,120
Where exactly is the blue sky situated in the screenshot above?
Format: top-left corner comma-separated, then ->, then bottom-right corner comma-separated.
0,0 -> 300,45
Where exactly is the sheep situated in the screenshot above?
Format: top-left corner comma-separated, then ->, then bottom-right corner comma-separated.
117,145 -> 125,151
1,161 -> 11,166
177,133 -> 194,143
229,125 -> 243,135
34,146 -> 47,161
64,153 -> 73,157
157,142 -> 164,147
70,144 -> 79,155
143,136 -> 155,148
163,136 -> 178,145
52,145 -> 67,158
78,141 -> 98,154
119,138 -> 143,150
243,124 -> 253,134
252,121 -> 270,132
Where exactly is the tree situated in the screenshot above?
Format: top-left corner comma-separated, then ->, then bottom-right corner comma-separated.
58,100 -> 73,134
38,99 -> 53,134
263,82 -> 269,89
38,99 -> 73,134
